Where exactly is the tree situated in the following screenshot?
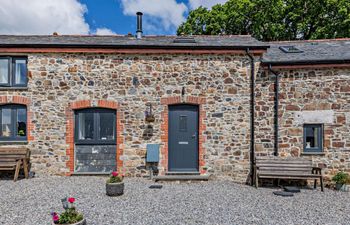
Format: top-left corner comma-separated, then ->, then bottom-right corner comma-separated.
177,0 -> 350,41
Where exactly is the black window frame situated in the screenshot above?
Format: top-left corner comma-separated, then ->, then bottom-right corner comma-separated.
0,56 -> 28,87
303,124 -> 323,153
0,104 -> 27,141
74,108 -> 116,145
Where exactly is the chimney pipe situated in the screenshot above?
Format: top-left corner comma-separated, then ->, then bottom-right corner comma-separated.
136,12 -> 143,39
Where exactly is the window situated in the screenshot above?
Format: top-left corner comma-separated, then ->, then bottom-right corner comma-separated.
75,108 -> 116,144
0,57 -> 27,87
179,115 -> 187,132
0,105 -> 27,141
279,46 -> 303,53
303,124 -> 323,153
173,37 -> 196,43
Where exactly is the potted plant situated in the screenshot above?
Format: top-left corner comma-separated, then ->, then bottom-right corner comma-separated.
106,171 -> 125,196
332,171 -> 350,191
51,197 -> 86,225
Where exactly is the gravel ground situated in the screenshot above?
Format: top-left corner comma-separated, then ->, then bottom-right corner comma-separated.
0,177 -> 349,225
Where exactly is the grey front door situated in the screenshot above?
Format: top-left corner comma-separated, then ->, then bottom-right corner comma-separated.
168,104 -> 199,172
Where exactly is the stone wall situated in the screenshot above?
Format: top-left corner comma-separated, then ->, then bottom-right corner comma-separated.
0,52 -> 258,183
255,67 -> 350,181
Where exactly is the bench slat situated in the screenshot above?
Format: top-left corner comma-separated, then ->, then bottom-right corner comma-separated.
257,164 -> 312,168
0,163 -> 16,167
258,167 -> 312,172
257,159 -> 311,162
258,172 -> 319,176
0,158 -> 19,162
259,175 -> 321,179
256,159 -> 311,162
0,154 -> 27,158
0,167 -> 16,170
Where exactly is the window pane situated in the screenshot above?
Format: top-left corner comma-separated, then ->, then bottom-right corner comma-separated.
305,126 -> 320,148
1,108 -> 12,137
179,115 -> 187,132
99,112 -> 115,140
78,112 -> 94,140
0,59 -> 9,84
17,108 -> 26,137
14,59 -> 27,85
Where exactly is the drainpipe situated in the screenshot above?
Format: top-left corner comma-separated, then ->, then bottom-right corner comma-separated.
246,49 -> 255,185
268,64 -> 279,156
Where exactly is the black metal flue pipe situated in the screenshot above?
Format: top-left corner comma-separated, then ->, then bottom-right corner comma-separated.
136,12 -> 143,39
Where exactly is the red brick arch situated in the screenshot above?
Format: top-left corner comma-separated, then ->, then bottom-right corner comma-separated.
65,100 -> 123,174
160,96 -> 207,174
0,96 -> 34,141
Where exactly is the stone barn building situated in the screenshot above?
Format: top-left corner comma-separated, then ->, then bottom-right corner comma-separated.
0,32 -> 349,183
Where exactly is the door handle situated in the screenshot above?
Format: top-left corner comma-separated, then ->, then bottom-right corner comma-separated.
192,132 -> 197,139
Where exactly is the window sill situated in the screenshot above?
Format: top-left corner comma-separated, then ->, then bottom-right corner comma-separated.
0,87 -> 28,91
301,152 -> 325,156
0,141 -> 28,145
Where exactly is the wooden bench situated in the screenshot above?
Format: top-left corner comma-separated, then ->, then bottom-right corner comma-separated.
0,148 -> 30,182
254,157 -> 324,191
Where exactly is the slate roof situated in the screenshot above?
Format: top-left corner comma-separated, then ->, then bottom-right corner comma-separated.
262,39 -> 350,65
0,35 -> 269,50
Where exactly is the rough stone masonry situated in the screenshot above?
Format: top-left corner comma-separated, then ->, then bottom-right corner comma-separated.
0,53 -> 259,182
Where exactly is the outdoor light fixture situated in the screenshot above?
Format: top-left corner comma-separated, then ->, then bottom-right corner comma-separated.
145,103 -> 155,122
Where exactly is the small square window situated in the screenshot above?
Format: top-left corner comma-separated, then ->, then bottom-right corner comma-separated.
0,57 -> 27,87
303,124 -> 323,153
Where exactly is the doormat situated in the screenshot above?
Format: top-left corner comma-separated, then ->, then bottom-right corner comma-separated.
284,186 -> 301,193
149,185 -> 163,189
273,191 -> 294,197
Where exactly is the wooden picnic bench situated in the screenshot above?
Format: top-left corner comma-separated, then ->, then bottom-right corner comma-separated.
0,148 -> 30,182
254,157 -> 324,191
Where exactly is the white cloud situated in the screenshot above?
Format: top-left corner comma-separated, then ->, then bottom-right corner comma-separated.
0,0 -> 90,35
95,28 -> 116,35
188,0 -> 228,9
120,0 -> 187,32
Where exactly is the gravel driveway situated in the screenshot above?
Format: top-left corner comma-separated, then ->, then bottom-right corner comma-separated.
0,176 -> 349,225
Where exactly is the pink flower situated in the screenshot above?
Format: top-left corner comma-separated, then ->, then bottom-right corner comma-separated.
122,174 -> 125,177
68,197 -> 75,203
112,171 -> 118,177
53,215 -> 59,222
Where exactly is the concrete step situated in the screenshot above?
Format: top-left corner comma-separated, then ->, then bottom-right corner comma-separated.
166,171 -> 200,176
153,174 -> 210,181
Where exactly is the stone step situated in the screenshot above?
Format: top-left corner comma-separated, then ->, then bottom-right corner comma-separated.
153,175 -> 210,181
165,171 -> 200,176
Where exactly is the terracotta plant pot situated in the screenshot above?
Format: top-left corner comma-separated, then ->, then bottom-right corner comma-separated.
106,182 -> 124,196
52,218 -> 86,225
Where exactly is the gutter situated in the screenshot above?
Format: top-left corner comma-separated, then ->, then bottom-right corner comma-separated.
246,48 -> 255,185
268,65 -> 279,156
262,59 -> 350,66
0,44 -> 270,51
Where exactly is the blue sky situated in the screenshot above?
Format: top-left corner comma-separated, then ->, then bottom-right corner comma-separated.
0,0 -> 227,36
81,0 -> 227,35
